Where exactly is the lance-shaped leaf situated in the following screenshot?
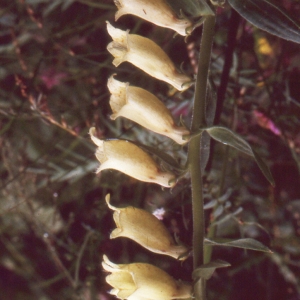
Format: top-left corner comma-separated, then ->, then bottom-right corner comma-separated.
228,0 -> 300,44
213,207 -> 243,226
205,238 -> 272,253
192,260 -> 231,280
205,126 -> 275,186
204,199 -> 217,210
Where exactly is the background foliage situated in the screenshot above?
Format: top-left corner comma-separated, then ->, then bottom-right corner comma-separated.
1,0 -> 300,299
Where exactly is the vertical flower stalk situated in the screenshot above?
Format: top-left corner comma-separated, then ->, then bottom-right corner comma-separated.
188,15 -> 216,300
95,1 -> 212,300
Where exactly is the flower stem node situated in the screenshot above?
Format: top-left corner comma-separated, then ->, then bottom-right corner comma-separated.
106,22 -> 193,91
105,194 -> 188,259
102,255 -> 192,300
113,0 -> 193,36
108,75 -> 190,144
89,127 -> 176,187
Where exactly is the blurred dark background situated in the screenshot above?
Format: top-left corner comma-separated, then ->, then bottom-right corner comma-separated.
1,0 -> 300,299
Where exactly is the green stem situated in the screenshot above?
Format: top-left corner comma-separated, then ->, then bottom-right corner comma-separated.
188,14 -> 215,300
191,15 -> 216,132
189,131 -> 204,267
204,145 -> 229,263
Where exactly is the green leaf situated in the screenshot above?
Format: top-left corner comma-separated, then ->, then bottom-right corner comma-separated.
205,238 -> 272,253
205,126 -> 275,186
228,0 -> 300,44
206,126 -> 252,155
192,260 -> 231,280
204,199 -> 217,209
252,149 -> 274,184
213,207 -> 243,226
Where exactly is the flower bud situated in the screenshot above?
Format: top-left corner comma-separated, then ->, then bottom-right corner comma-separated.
102,255 -> 192,300
105,194 -> 188,259
108,75 -> 190,144
113,0 -> 192,36
106,22 -> 193,91
89,127 -> 176,187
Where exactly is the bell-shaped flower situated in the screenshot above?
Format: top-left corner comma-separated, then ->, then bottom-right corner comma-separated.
89,127 -> 176,188
113,0 -> 192,36
108,75 -> 190,145
102,255 -> 192,300
105,194 -> 188,259
106,22 -> 193,91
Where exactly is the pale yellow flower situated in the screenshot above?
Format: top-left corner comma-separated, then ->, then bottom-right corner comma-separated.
105,194 -> 188,259
106,22 -> 193,91
89,127 -> 176,187
108,75 -> 190,144
113,0 -> 192,36
102,255 -> 192,300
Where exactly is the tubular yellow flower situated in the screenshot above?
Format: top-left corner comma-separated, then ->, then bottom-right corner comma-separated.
105,194 -> 188,259
106,22 -> 193,91
108,75 -> 190,145
89,127 -> 176,188
113,0 -> 192,36
102,255 -> 192,300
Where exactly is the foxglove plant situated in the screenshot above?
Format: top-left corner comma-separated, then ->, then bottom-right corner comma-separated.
90,1 -> 276,300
